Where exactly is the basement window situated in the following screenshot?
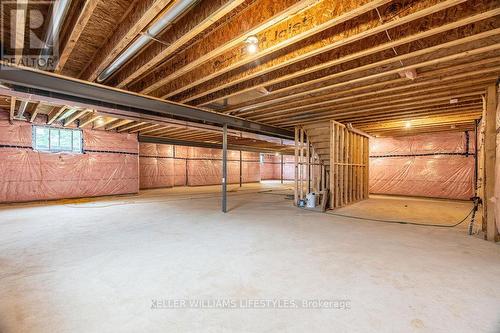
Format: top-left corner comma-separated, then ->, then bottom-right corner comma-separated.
33,126 -> 83,153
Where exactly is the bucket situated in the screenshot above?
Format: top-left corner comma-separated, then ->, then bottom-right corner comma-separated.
306,192 -> 316,208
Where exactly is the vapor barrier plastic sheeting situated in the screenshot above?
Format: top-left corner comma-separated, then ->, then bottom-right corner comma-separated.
0,112 -> 31,145
261,154 -> 295,180
0,149 -> 139,202
370,132 -> 474,155
84,129 -> 138,153
139,144 -> 261,189
0,116 -> 139,203
370,155 -> 474,200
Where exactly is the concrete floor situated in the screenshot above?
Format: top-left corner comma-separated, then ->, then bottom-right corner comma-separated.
0,182 -> 499,333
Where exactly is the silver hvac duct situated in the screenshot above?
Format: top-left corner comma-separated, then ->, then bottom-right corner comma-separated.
96,0 -> 199,83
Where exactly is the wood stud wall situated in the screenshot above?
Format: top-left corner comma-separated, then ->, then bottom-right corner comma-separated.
294,120 -> 369,210
330,121 -> 369,209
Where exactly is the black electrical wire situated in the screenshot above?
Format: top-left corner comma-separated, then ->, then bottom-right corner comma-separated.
277,192 -> 477,228
324,207 -> 475,228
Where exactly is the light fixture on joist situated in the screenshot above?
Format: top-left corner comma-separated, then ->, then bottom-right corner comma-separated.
245,36 -> 259,54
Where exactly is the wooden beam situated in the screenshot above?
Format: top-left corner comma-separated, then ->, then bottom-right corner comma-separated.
184,0 -> 498,106
13,0 -> 28,65
245,74 -> 497,120
235,59 -> 500,117
55,0 -> 101,73
270,92 -> 483,126
234,44 -> 500,118
47,106 -> 67,125
347,106 -> 482,124
484,84 -> 499,242
9,97 -> 16,122
108,0 -> 247,87
190,9 -> 500,107
80,0 -> 174,81
64,109 -> 89,127
254,84 -> 489,122
29,102 -> 41,122
93,117 -> 117,129
130,124 -> 159,133
147,0 -> 392,98
125,0 -> 318,92
106,119 -> 133,131
139,125 -> 165,135
79,113 -> 100,128
117,121 -> 146,132
294,127 -> 299,206
15,100 -> 28,119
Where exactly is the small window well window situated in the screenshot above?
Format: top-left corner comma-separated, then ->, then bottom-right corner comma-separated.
33,126 -> 83,153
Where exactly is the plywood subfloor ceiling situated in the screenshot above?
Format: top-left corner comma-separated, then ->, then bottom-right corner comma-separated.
5,0 -> 500,141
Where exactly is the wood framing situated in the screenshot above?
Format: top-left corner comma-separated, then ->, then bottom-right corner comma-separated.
128,0 -> 318,93
80,0 -> 174,81
483,84 -> 499,242
55,0 -> 101,73
294,120 -> 369,210
151,0 -> 392,99
108,0 -> 247,87
186,7 -> 500,106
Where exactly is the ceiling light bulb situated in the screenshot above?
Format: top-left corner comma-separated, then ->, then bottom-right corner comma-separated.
405,121 -> 412,129
247,43 -> 258,54
245,35 -> 259,54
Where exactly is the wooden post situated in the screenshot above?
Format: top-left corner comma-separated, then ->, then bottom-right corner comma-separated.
330,121 -> 335,209
311,146 -> 316,193
484,85 -> 498,241
294,127 -> 299,206
306,140 -> 311,194
300,128 -> 305,201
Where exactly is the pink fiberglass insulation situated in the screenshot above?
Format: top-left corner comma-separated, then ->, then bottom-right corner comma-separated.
260,154 -> 300,180
370,156 -> 474,200
139,157 -> 174,189
139,144 -> 261,189
0,112 -> 31,145
139,142 -> 173,157
370,132 -> 475,200
261,154 -> 277,180
174,159 -> 187,186
0,117 -> 139,202
370,131 -> 474,155
84,129 -> 138,154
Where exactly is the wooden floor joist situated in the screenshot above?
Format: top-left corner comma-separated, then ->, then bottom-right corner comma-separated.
108,0 -> 247,88
229,40 -> 500,116
55,0 -> 101,73
80,0 -> 174,81
184,1 -> 499,106
1,0 -> 498,157
152,0 -> 392,99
